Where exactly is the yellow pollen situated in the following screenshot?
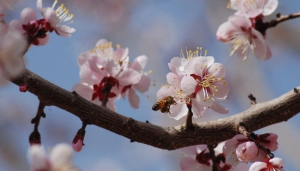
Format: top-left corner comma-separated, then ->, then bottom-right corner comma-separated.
149,70 -> 153,74
223,82 -> 227,85
214,68 -> 217,71
227,2 -> 231,8
116,44 -> 121,49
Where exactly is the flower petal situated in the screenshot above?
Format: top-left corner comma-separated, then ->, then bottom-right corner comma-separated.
20,8 -> 37,23
249,162 -> 267,171
180,156 -> 200,171
157,85 -> 174,100
169,103 -> 188,120
181,146 -> 198,156
269,157 -> 284,168
28,145 -> 50,171
133,73 -> 150,93
49,143 -> 73,169
36,0 -> 43,13
210,102 -> 228,114
181,75 -> 197,95
251,29 -> 269,60
208,63 -> 226,78
72,83 -> 93,100
191,98 -> 206,117
166,72 -> 182,88
128,88 -> 139,109
55,25 -> 76,37
263,0 -> 278,16
118,68 -> 141,86
131,55 -> 147,71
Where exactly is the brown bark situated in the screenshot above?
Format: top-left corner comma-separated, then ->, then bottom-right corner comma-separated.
11,69 -> 300,150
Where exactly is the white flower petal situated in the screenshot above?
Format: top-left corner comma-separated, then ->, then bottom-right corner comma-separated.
128,88 -> 139,109
181,75 -> 197,95
169,103 -> 188,120
133,74 -> 150,93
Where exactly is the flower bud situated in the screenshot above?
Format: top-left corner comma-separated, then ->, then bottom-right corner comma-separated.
29,131 -> 41,146
72,128 -> 85,152
19,83 -> 28,92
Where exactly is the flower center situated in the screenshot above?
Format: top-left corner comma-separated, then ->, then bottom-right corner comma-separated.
192,74 -> 225,102
229,33 -> 252,61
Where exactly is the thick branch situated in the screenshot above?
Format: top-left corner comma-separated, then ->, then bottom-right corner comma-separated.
11,69 -> 300,150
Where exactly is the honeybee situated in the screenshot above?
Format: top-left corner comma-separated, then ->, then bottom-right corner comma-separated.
152,96 -> 177,114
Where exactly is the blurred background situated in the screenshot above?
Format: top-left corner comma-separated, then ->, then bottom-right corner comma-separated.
0,0 -> 300,170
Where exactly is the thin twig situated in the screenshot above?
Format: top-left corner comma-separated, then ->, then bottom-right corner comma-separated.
207,144 -> 218,171
32,102 -> 46,132
248,94 -> 257,105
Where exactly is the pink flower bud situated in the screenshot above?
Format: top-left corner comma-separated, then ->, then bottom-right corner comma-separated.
236,141 -> 258,162
19,83 -> 28,92
72,128 -> 85,152
72,138 -> 84,152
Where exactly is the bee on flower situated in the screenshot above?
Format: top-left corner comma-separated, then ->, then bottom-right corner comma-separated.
155,48 -> 229,120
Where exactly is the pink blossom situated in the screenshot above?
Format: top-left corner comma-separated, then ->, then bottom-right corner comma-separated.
156,72 -> 205,120
120,55 -> 151,109
73,39 -> 146,111
9,7 -> 50,46
156,50 -> 229,119
180,143 -> 248,171
181,56 -> 229,113
257,133 -> 278,152
72,138 -> 83,152
223,134 -> 249,166
216,15 -> 271,60
37,0 -> 75,37
229,0 -> 278,18
236,141 -> 258,162
223,133 -> 278,166
180,145 -> 212,171
28,143 -> 78,171
249,157 -> 284,171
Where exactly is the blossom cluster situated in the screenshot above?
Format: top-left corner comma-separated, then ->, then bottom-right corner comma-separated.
180,143 -> 249,171
10,0 -> 75,46
216,0 -> 278,60
155,49 -> 229,120
180,133 -> 284,171
73,39 -> 150,111
0,0 -> 76,86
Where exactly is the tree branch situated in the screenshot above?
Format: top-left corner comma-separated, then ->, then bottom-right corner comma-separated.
11,69 -> 300,150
